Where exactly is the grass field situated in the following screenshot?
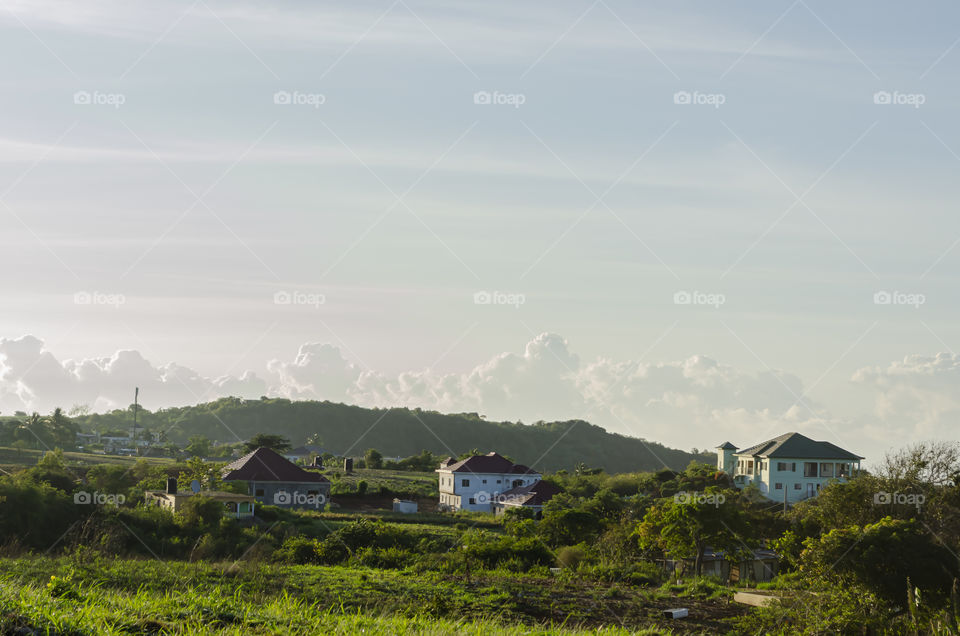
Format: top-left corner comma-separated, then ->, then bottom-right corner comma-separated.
0,557 -> 743,635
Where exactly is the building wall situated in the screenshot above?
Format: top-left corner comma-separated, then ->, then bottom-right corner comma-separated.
733,456 -> 858,503
437,470 -> 540,512
244,480 -> 331,510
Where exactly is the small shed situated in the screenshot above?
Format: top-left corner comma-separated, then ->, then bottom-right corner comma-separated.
392,499 -> 418,514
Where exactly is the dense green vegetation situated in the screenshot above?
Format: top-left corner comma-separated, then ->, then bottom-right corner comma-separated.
70,397 -> 713,472
2,439 -> 960,634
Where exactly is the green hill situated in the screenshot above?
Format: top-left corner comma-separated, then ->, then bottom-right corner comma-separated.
74,397 -> 713,473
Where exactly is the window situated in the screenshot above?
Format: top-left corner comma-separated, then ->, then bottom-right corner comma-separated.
482,480 -> 487,484
496,479 -> 501,484
837,463 -> 850,477
774,483 -> 783,490
255,488 -> 265,497
462,479 -> 470,487
777,462 -> 787,471
803,462 -> 818,477
820,463 -> 834,478
792,463 -> 796,472
747,460 -> 754,473
468,498 -> 476,505
794,483 -> 801,490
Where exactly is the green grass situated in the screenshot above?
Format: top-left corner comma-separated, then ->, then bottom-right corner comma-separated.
0,556 -> 738,634
0,445 -> 176,470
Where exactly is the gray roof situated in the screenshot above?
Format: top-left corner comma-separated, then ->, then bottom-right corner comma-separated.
716,441 -> 737,450
736,432 -> 863,460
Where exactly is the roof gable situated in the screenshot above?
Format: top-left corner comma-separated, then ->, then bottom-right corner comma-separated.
222,447 -> 329,483
439,452 -> 539,475
736,432 -> 862,460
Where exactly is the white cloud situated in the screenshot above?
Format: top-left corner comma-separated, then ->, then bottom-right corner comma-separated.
4,332 -> 951,464
852,353 -> 960,441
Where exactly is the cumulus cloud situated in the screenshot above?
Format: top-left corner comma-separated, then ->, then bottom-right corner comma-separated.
0,335 -> 267,413
852,353 -> 960,441
9,332 -> 950,461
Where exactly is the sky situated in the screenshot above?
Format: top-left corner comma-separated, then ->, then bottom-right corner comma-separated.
1,0 -> 959,466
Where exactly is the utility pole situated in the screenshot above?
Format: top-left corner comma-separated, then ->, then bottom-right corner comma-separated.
132,387 -> 139,456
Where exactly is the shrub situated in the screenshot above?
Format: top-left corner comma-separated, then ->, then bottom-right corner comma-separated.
556,545 -> 587,570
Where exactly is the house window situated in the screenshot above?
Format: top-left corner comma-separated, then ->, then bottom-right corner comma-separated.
793,483 -> 801,490
482,480 -> 487,484
837,463 -> 849,477
774,483 -> 783,490
497,479 -> 501,484
792,463 -> 796,472
820,463 -> 834,478
255,488 -> 265,497
468,498 -> 476,505
747,460 -> 754,473
462,479 -> 470,487
803,462 -> 818,477
777,462 -> 788,471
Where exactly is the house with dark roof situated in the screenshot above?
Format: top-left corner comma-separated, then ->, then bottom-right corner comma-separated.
492,480 -> 561,518
222,447 -> 331,510
716,432 -> 863,503
436,452 -> 544,513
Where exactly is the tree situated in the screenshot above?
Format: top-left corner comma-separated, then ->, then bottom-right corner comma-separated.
243,434 -> 290,453
185,436 -> 213,458
364,448 -> 383,469
636,488 -> 751,576
801,517 -> 959,604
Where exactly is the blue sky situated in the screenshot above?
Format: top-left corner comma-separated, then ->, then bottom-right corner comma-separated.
1,0 -> 959,464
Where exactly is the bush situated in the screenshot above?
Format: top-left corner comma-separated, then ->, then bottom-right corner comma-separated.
556,545 -> 587,570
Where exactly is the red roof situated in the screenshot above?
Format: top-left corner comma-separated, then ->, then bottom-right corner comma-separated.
439,452 -> 539,475
222,447 -> 329,483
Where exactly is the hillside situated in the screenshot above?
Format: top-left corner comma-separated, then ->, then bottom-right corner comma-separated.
74,397 -> 714,472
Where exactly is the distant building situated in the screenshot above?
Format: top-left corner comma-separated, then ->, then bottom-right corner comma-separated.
283,444 -> 326,464
436,452 -> 547,513
492,480 -> 561,518
392,499 -> 418,514
662,548 -> 779,583
222,447 -> 331,510
716,432 -> 863,503
144,478 -> 255,519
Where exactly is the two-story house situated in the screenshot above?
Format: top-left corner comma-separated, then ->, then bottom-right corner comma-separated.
716,432 -> 863,504
436,452 -> 542,512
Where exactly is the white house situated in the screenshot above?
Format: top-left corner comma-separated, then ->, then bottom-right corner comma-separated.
436,452 -> 542,512
716,432 -> 863,504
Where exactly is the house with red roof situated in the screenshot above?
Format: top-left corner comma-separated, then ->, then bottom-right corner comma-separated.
436,452 -> 554,513
222,446 -> 330,510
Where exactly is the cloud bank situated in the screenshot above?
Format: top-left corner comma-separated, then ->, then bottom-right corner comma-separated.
1,333 -> 954,461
